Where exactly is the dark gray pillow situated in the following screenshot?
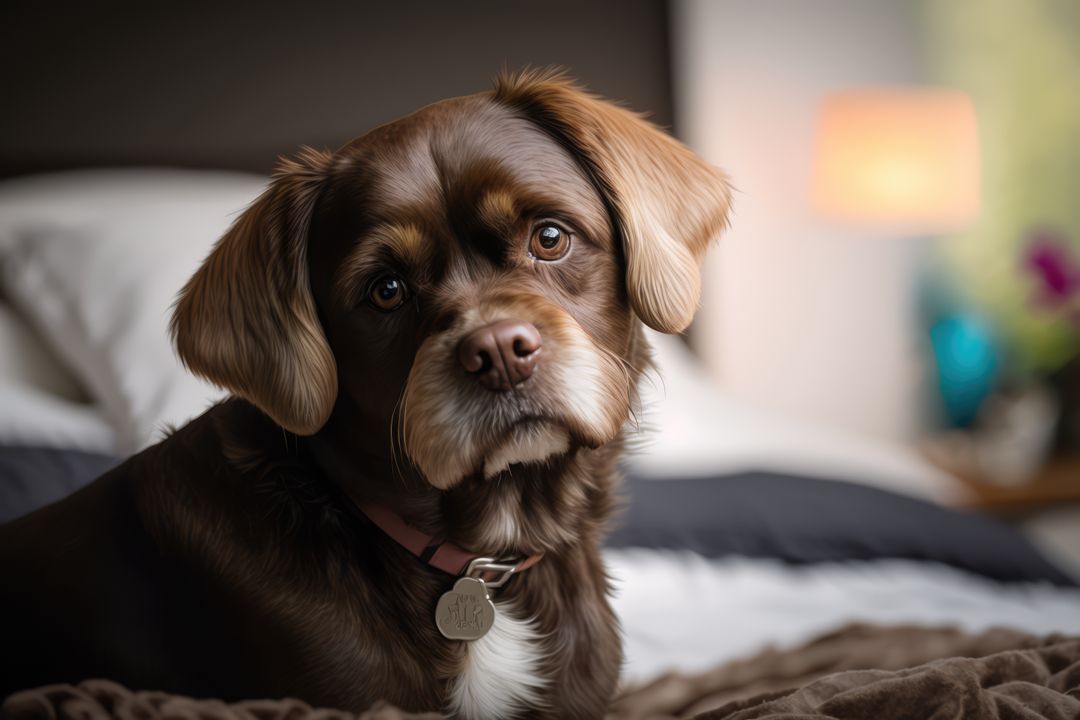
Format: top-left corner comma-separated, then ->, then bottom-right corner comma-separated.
0,445 -> 120,523
607,472 -> 1077,587
4,446 -> 1072,588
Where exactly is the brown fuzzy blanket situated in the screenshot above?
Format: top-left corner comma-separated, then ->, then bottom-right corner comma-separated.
3,624 -> 1078,720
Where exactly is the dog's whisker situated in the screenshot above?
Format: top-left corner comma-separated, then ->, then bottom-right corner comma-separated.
597,344 -> 639,412
390,384 -> 411,487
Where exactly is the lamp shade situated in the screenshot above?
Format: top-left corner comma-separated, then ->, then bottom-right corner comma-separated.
812,88 -> 980,233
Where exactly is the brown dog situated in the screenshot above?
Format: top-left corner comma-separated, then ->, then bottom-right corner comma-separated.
0,71 -> 731,718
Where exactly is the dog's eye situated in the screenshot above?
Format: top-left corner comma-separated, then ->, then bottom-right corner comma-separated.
368,275 -> 408,311
529,223 -> 571,262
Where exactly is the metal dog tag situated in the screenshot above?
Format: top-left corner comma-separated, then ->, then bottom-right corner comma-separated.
436,577 -> 496,641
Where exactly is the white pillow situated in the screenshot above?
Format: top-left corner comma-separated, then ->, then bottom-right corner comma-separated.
0,300 -> 87,403
0,383 -> 114,453
0,300 -> 114,451
0,170 -> 267,453
627,330 -> 965,504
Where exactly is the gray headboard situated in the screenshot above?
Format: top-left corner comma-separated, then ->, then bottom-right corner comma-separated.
1,1 -> 673,178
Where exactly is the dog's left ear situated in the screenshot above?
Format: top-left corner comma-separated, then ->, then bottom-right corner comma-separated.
495,71 -> 733,334
170,148 -> 338,435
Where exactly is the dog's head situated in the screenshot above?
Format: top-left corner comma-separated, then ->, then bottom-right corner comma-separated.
171,71 -> 731,493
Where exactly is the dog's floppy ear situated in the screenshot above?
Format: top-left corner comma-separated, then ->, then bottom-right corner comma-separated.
494,70 -> 733,333
171,148 -> 337,435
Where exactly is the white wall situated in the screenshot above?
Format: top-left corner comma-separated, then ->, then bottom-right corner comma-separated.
672,0 -> 930,442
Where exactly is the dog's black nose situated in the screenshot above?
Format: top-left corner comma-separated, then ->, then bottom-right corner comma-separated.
458,320 -> 542,391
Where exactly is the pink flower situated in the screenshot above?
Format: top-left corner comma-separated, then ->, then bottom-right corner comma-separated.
1024,229 -> 1080,310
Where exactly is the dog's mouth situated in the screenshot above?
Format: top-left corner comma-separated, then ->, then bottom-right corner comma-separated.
478,416 -> 572,480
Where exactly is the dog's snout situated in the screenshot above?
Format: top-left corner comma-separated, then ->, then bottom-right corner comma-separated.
458,320 -> 542,391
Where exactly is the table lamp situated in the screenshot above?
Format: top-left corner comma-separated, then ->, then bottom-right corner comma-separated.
809,86 -> 982,443
811,87 -> 980,233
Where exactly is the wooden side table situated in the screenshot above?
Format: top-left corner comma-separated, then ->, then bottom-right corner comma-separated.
926,452 -> 1080,514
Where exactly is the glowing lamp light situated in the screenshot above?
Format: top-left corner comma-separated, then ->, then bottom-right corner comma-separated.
812,88 -> 980,233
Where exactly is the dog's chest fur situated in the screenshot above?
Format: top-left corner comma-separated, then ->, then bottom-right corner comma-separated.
448,601 -> 548,719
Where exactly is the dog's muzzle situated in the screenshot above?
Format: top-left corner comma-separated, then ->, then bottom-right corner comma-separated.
402,300 -> 629,489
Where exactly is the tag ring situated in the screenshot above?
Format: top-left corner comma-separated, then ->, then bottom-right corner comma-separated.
465,556 -> 520,589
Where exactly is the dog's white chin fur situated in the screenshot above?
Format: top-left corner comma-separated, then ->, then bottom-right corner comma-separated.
482,421 -> 570,479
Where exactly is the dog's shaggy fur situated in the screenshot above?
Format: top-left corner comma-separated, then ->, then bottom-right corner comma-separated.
0,71 -> 731,718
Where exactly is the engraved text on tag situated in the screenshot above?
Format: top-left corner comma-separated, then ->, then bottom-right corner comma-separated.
435,577 -> 496,641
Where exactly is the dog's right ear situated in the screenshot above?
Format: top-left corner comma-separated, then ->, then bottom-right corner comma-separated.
170,148 -> 338,435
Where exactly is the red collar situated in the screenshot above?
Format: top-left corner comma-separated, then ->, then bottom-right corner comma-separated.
305,437 -> 542,581
356,501 -> 544,579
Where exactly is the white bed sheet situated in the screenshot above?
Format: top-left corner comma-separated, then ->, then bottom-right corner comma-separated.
607,548 -> 1080,683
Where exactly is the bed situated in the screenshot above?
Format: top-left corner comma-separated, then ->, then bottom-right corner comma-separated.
1,170 -> 1079,717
